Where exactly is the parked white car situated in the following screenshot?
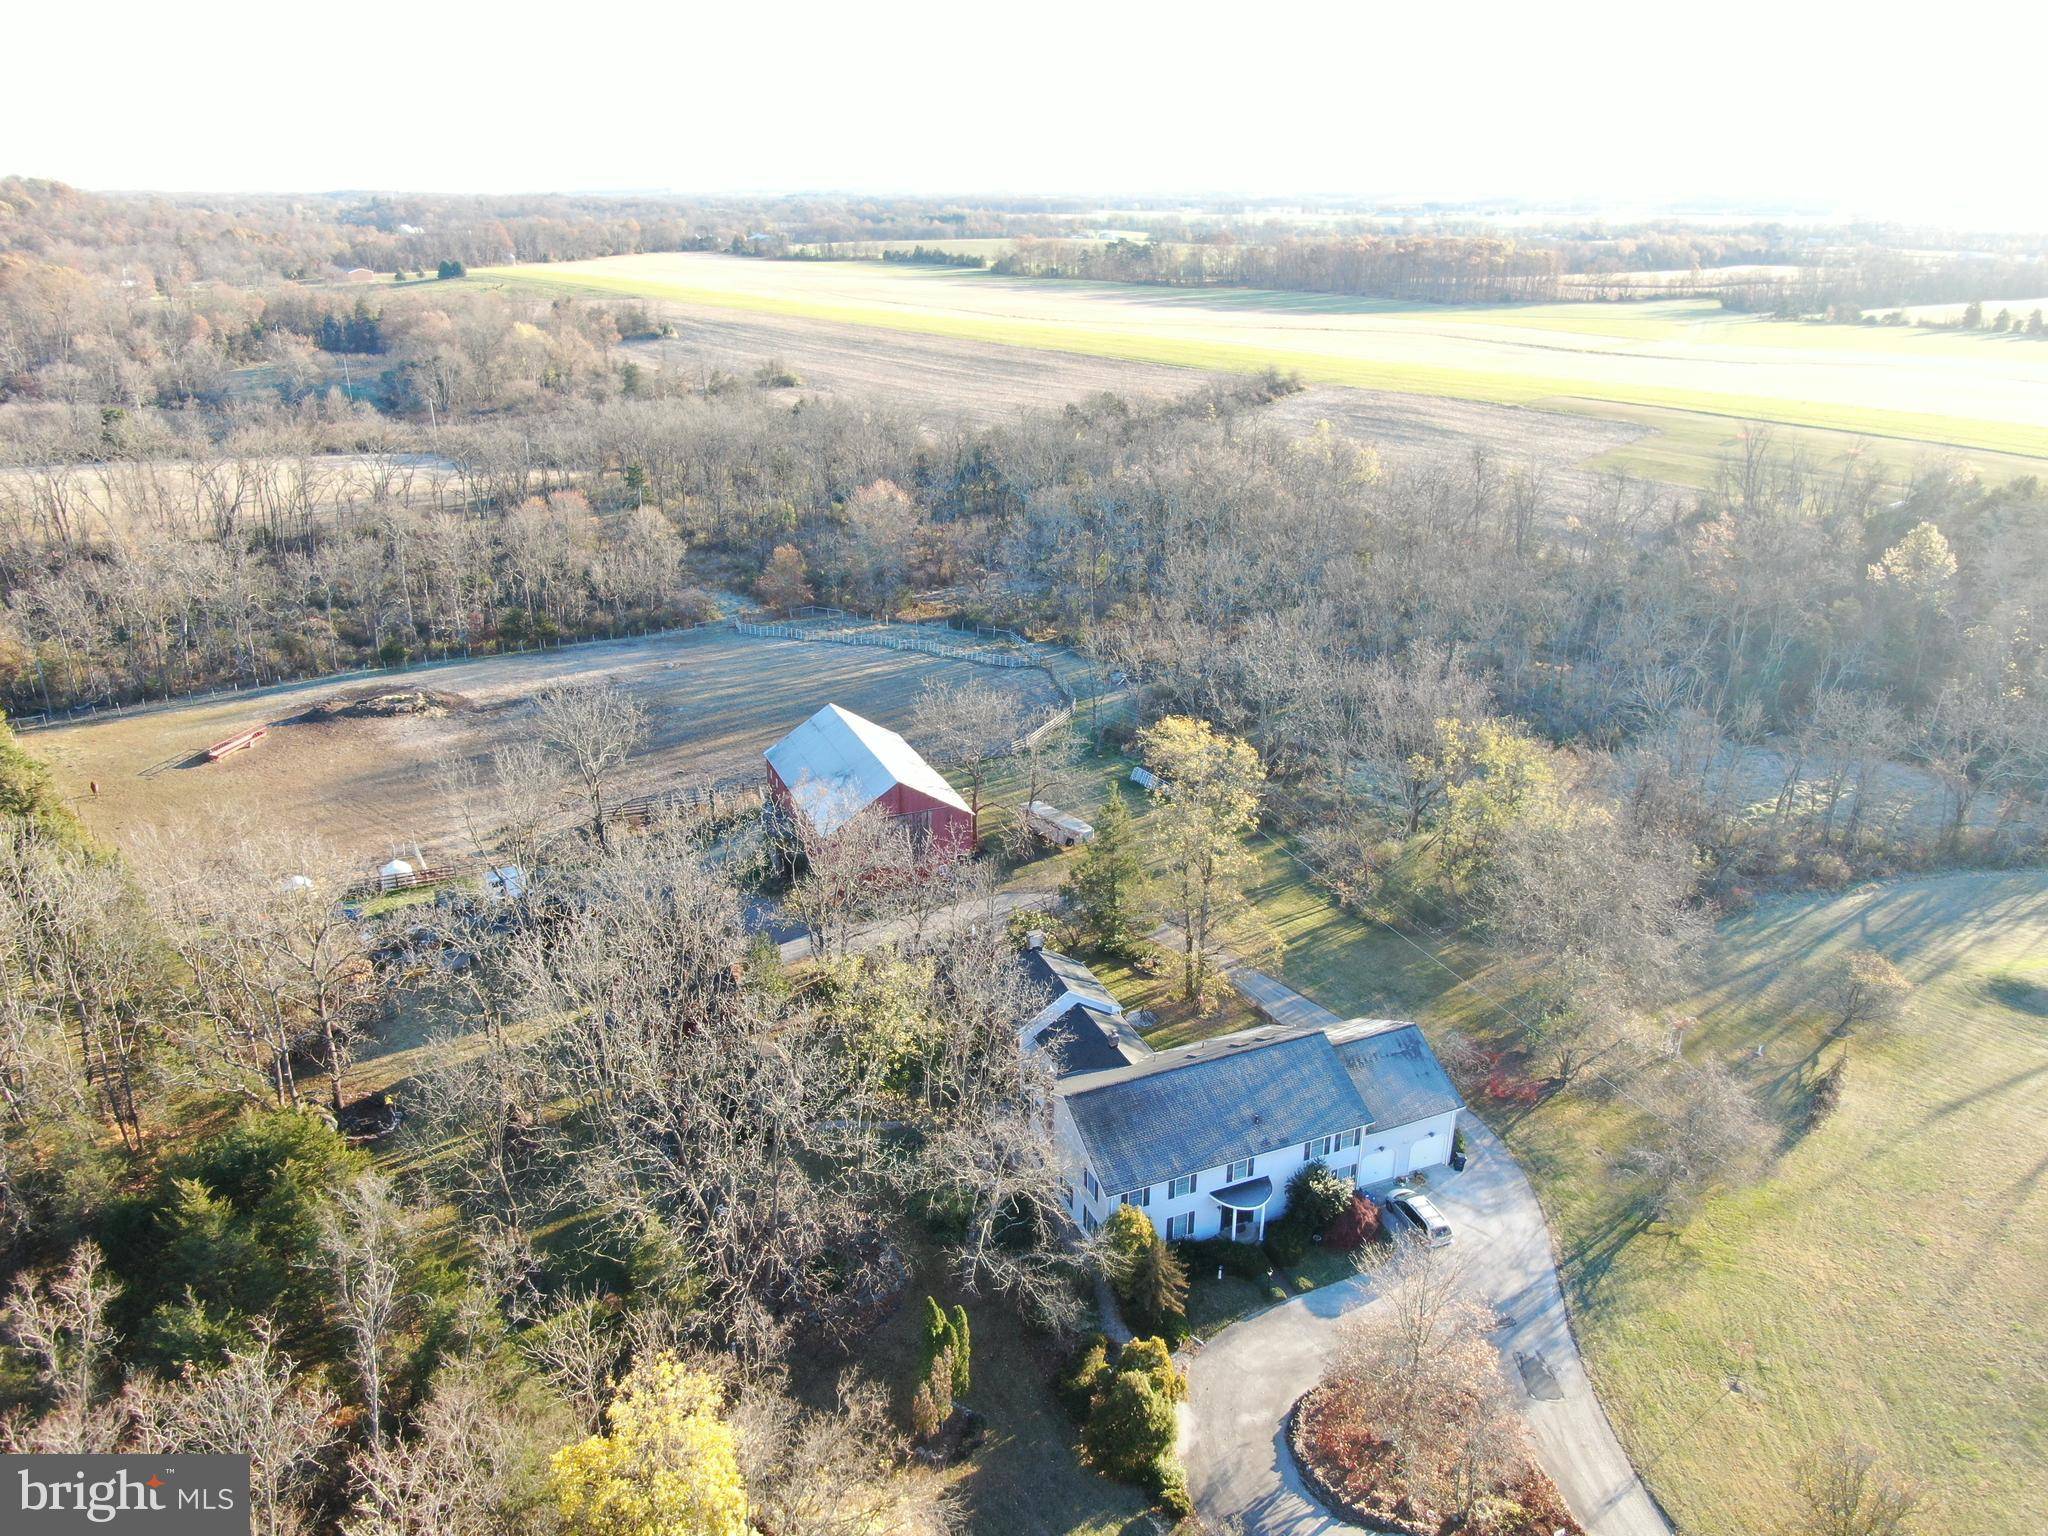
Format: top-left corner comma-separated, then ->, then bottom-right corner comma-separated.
1385,1185 -> 1453,1247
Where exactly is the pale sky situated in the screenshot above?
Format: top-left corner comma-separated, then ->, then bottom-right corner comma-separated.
7,0 -> 2040,228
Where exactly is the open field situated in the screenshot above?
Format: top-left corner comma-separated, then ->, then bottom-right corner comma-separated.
1215,861 -> 2048,1536
623,309 -> 1660,497
1542,870 -> 2048,1536
475,253 -> 2048,483
32,627 -> 1059,867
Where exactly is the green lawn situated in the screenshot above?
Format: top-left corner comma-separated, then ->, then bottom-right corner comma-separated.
1507,871 -> 2048,1536
1170,851 -> 2047,1536
468,255 -> 2048,473
1181,1242 -> 1377,1338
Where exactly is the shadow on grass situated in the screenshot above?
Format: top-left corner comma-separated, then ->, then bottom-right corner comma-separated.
1559,1194 -> 1661,1321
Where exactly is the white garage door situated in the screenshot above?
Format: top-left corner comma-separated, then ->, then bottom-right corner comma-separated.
1356,1147 -> 1396,1185
1406,1131 -> 1444,1174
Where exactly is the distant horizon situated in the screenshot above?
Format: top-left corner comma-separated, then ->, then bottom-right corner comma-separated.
11,0 -> 2036,232
18,180 -> 2040,239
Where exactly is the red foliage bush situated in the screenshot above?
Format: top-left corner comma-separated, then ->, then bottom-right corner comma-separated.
1324,1192 -> 1383,1252
1483,1070 -> 1543,1106
1292,1383 -> 1584,1536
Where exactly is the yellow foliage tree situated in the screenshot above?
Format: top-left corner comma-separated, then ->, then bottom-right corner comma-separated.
551,1353 -> 748,1536
1134,715 -> 1272,1002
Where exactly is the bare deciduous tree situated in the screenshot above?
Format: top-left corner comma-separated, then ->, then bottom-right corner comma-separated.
1785,1437 -> 1924,1536
533,680 -> 647,850
732,1374 -> 960,1536
1818,947 -> 1912,1041
320,1172 -> 423,1443
1,1242 -> 121,1452
124,1325 -> 339,1536
1623,1059 -> 1771,1222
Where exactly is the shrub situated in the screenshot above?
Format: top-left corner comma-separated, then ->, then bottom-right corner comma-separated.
1058,1335 -> 1112,1420
1286,1160 -> 1353,1233
1117,1336 -> 1186,1403
1484,1070 -> 1543,1106
1102,1205 -> 1188,1333
1808,850 -> 1853,889
1082,1370 -> 1177,1483
1122,1237 -> 1189,1336
1153,1454 -> 1193,1517
1324,1193 -> 1383,1251
1263,1211 -> 1312,1268
948,1304 -> 972,1397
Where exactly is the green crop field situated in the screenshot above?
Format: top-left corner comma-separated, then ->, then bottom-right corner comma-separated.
473,253 -> 2048,483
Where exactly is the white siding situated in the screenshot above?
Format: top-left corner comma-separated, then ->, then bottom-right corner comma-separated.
1058,1104 -> 1461,1244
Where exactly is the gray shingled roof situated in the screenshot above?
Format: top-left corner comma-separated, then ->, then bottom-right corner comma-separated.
1328,1020 -> 1465,1127
1020,947 -> 1119,1016
1039,1004 -> 1134,1077
1056,1019 -> 1465,1196
1058,1028 -> 1371,1195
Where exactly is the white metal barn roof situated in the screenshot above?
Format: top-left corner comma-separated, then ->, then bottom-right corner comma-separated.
765,703 -> 970,836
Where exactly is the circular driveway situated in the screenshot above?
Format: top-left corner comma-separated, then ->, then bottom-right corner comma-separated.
1181,1117 -> 1672,1536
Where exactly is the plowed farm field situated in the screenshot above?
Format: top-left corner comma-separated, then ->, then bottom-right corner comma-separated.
32,628 -> 1056,867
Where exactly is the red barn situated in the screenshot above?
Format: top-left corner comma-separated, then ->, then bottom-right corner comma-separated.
765,703 -> 977,854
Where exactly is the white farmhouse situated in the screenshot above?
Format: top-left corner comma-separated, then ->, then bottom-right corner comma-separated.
1017,956 -> 1459,1247
1014,944 -> 1462,1242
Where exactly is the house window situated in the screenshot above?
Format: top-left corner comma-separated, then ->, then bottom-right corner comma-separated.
1335,1163 -> 1356,1183
1166,1213 -> 1196,1241
1169,1174 -> 1197,1200
1084,1168 -> 1100,1201
1082,1208 -> 1100,1234
1227,1156 -> 1255,1182
1120,1186 -> 1151,1208
1338,1128 -> 1362,1150
1302,1135 -> 1334,1159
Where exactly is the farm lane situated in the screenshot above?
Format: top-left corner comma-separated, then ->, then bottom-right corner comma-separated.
766,887 -> 1057,964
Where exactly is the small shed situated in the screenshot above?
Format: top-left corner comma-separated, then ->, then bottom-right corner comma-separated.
378,858 -> 414,892
1023,801 -> 1095,847
765,703 -> 976,853
1129,765 -> 1162,792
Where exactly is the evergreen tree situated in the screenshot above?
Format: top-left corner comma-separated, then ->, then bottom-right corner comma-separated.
948,1304 -> 971,1397
1063,785 -> 1145,954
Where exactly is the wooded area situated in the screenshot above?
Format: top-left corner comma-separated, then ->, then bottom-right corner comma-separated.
2,177 -> 2041,1536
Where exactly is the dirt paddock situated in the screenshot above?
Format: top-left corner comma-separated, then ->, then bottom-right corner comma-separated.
34,628 -> 1060,868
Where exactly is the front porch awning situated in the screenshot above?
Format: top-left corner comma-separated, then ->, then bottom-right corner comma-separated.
1209,1176 -> 1273,1210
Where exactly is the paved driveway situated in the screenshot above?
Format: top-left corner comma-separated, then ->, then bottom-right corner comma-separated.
1183,1116 -> 1671,1536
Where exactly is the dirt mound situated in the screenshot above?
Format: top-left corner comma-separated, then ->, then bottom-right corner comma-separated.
298,687 -> 469,722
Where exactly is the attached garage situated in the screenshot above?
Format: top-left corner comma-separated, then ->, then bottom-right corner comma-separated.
1355,1146 -> 1397,1185
1406,1128 -> 1446,1174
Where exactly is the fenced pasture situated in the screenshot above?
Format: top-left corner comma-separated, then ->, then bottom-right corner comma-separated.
33,623 -> 1063,865
477,253 -> 2048,481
